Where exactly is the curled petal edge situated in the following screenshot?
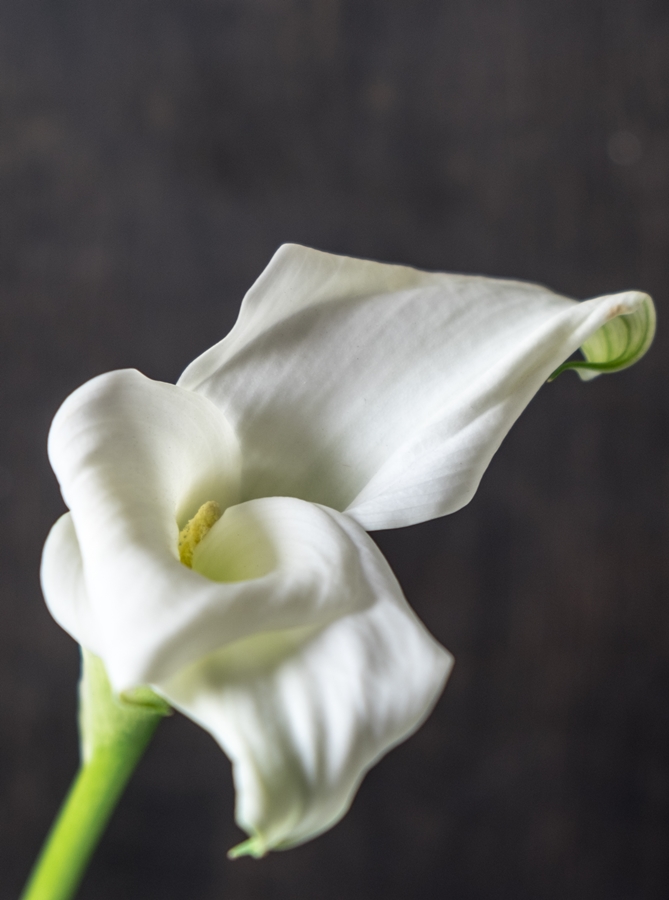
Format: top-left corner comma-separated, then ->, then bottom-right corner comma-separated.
43,495 -> 453,855
158,506 -> 453,854
549,291 -> 655,381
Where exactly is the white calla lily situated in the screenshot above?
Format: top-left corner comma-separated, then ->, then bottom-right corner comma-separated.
41,243 -> 654,855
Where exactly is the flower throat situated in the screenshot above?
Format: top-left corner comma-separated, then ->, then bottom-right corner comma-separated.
178,501 -> 221,568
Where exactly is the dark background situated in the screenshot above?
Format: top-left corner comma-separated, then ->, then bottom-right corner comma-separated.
1,1 -> 668,898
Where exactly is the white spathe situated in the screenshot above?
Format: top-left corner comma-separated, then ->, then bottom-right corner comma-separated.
179,244 -> 654,528
41,244 -> 654,855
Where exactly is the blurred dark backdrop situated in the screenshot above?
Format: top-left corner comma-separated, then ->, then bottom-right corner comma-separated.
1,1 -> 668,898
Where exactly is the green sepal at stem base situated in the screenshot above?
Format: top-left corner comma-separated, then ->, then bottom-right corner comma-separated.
20,649 -> 171,900
79,648 -> 170,763
549,293 -> 656,381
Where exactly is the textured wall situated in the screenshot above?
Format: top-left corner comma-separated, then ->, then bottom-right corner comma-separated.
1,1 -> 668,898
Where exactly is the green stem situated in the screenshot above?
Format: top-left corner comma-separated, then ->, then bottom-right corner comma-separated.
20,650 -> 170,900
20,720 -> 158,900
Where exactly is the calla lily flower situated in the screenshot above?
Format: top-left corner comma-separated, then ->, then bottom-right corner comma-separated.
41,244 -> 655,856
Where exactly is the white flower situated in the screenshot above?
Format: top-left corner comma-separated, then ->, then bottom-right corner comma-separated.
40,244 -> 654,856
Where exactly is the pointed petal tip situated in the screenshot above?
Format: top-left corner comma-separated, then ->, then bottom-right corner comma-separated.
228,836 -> 267,860
549,290 -> 655,382
604,289 -> 653,314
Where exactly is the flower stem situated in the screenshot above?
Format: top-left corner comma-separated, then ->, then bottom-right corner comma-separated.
20,651 -> 170,900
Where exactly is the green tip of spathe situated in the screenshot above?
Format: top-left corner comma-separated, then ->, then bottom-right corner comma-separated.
228,837 -> 267,860
549,291 -> 656,382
